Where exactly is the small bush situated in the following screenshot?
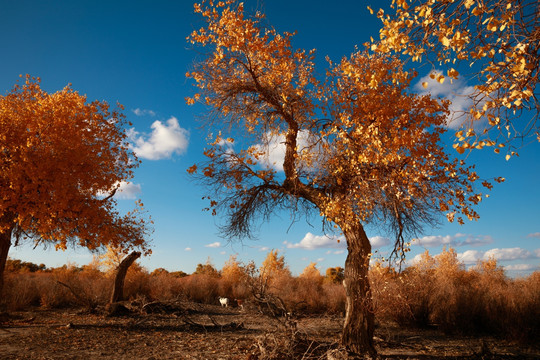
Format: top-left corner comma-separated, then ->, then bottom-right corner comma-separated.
148,272 -> 183,301
179,274 -> 220,304
2,272 -> 41,310
123,267 -> 152,301
322,283 -> 346,314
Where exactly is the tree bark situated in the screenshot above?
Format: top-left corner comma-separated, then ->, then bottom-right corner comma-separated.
110,250 -> 141,304
341,224 -> 376,356
0,217 -> 14,301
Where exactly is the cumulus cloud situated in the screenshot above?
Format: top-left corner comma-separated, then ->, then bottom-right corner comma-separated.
115,181 -> 142,199
456,247 -> 540,264
414,233 -> 493,248
410,247 -> 540,268
504,264 -> 539,271
96,180 -> 142,200
285,233 -> 390,250
284,233 -> 345,250
370,236 -> 391,248
527,232 -> 540,238
252,130 -> 321,172
205,242 -> 221,248
184,247 -> 192,252
326,250 -> 345,255
127,117 -> 189,160
483,247 -> 534,261
415,71 -> 479,129
132,108 -> 156,117
457,250 -> 483,264
408,253 -> 426,266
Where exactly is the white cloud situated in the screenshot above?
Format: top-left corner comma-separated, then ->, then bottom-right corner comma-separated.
527,232 -> 540,238
252,130 -> 320,172
415,71 -> 479,129
184,247 -> 192,252
285,233 -> 390,250
483,247 -> 533,261
412,248 -> 540,268
326,250 -> 345,255
205,242 -> 221,248
133,108 -> 156,117
457,247 -> 540,264
115,181 -> 142,199
408,253 -> 425,266
127,117 -> 189,160
414,233 -> 492,247
259,246 -> 270,252
457,250 -> 482,264
370,236 -> 391,248
284,233 -> 345,250
96,180 -> 141,200
504,264 -> 539,271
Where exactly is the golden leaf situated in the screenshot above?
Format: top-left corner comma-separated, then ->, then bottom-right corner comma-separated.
440,36 -> 451,47
464,0 -> 475,9
187,164 -> 198,174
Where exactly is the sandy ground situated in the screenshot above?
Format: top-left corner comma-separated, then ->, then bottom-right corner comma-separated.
1,302 -> 538,359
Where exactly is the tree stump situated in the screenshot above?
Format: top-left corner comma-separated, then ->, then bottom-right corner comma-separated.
107,250 -> 141,315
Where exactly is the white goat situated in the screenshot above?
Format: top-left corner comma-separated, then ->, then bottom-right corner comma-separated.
219,297 -> 229,307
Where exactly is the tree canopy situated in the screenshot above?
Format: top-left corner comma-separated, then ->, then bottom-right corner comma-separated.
186,1 -> 495,250
371,0 -> 539,155
186,0 -> 497,353
0,76 -> 151,291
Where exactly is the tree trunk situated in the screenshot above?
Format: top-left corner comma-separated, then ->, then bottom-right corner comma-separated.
341,224 -> 376,356
110,250 -> 141,304
0,219 -> 14,301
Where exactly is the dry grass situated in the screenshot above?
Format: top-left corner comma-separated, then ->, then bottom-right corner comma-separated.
369,249 -> 540,344
2,250 -> 538,345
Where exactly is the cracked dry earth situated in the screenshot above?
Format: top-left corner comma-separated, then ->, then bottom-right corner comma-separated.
0,302 -> 538,359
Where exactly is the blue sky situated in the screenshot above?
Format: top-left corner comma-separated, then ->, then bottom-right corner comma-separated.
2,0 -> 539,276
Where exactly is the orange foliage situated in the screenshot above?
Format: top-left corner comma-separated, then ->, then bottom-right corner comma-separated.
299,262 -> 323,283
260,250 -> 291,285
186,1 -> 492,249
372,0 -> 539,153
185,1 -> 499,352
0,77 -> 151,280
221,254 -> 247,283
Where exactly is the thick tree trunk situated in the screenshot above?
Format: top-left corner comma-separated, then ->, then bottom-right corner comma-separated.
0,230 -> 12,300
0,218 -> 14,301
110,250 -> 141,304
341,224 -> 376,356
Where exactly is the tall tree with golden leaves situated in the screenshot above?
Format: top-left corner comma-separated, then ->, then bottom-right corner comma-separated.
186,1 -> 496,354
0,76 -> 151,296
371,0 -> 539,156
260,249 -> 291,285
